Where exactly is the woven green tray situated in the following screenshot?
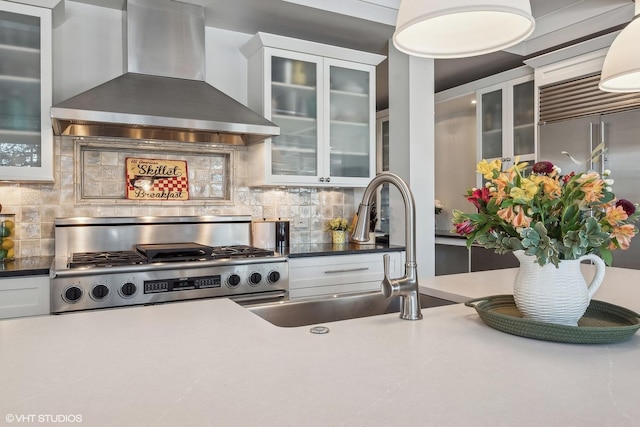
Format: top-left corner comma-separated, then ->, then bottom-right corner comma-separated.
465,295 -> 640,344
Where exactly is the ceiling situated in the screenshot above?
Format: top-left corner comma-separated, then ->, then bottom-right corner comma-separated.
73,0 -> 635,107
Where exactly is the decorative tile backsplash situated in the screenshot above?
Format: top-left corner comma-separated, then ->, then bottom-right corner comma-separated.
77,140 -> 232,201
0,137 -> 357,258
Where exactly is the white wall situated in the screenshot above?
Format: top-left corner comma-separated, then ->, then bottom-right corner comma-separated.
434,106 -> 477,230
52,1 -> 122,103
205,27 -> 252,104
388,41 -> 435,277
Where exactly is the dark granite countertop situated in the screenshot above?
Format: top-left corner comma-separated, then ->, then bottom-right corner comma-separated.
0,246 -> 406,277
435,229 -> 466,239
283,243 -> 405,258
0,257 -> 52,278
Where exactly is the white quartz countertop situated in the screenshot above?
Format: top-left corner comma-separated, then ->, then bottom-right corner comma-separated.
419,265 -> 639,309
1,267 -> 639,426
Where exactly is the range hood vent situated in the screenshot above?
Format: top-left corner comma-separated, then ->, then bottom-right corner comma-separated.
50,0 -> 279,145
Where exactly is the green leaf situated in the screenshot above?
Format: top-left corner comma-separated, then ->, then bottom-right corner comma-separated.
599,247 -> 613,266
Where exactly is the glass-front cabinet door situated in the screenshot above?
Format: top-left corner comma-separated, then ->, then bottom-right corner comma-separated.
479,88 -> 503,160
243,33 -> 382,187
375,110 -> 390,235
476,75 -> 534,183
266,52 -> 376,186
325,59 -> 375,185
0,1 -> 52,181
512,79 -> 535,158
268,52 -> 321,183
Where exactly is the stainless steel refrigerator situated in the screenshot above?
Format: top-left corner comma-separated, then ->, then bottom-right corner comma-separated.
539,109 -> 640,269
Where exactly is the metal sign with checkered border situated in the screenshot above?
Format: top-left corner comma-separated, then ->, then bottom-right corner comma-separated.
125,157 -> 189,201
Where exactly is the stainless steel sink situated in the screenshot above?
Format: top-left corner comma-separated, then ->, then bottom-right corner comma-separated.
242,291 -> 455,327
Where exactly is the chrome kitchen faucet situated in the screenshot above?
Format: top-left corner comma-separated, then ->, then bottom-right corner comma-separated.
351,172 -> 422,320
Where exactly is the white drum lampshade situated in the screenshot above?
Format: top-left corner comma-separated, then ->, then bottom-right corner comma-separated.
599,2 -> 640,92
392,0 -> 535,58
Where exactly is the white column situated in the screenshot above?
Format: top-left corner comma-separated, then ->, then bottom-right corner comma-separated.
388,41 -> 435,277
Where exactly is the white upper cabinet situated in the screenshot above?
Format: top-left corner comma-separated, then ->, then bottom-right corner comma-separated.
476,74 -> 535,175
0,0 -> 53,182
242,33 -> 384,187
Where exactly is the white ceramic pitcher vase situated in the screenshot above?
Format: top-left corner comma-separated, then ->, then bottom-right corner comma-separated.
512,250 -> 606,326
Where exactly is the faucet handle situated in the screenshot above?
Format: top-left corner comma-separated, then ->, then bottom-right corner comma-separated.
381,254 -> 393,297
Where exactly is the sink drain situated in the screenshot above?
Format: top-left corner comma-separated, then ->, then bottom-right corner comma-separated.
310,326 -> 330,334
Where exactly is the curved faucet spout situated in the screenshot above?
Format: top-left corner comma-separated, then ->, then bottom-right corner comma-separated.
351,172 -> 422,320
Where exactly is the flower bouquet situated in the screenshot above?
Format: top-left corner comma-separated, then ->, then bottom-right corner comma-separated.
327,217 -> 350,232
452,159 -> 639,267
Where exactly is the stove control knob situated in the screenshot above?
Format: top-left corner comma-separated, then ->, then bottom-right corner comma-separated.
120,282 -> 137,298
268,271 -> 281,284
227,274 -> 241,288
249,272 -> 262,286
63,286 -> 83,303
91,284 -> 110,301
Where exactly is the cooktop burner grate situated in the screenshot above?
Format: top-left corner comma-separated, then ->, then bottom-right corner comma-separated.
210,245 -> 275,259
68,245 -> 275,268
70,251 -> 148,268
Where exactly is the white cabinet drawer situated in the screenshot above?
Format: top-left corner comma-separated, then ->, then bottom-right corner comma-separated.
0,275 -> 50,319
288,251 -> 404,299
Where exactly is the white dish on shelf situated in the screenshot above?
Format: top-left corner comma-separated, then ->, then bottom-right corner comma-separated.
341,82 -> 365,93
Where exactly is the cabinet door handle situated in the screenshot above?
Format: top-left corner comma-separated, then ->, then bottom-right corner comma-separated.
324,267 -> 370,274
600,120 -> 607,175
326,177 -> 331,183
319,177 -> 325,182
589,122 -> 594,171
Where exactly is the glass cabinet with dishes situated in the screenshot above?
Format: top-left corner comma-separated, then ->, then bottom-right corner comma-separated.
0,1 -> 53,181
476,74 -> 535,183
327,60 -> 373,181
268,51 -> 321,181
242,33 -> 384,187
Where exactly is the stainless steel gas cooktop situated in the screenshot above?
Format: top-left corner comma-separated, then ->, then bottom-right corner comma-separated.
50,216 -> 288,313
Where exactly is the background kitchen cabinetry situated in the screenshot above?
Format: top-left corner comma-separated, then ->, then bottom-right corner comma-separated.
476,74 -> 534,181
288,251 -> 404,299
470,246 -> 518,272
375,109 -> 390,235
434,66 -> 533,234
435,243 -> 469,275
0,0 -> 53,181
435,238 -> 518,275
0,275 -> 49,319
242,33 -> 384,187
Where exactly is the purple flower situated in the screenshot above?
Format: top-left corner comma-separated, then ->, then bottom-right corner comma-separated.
616,199 -> 636,216
454,220 -> 475,236
532,161 -> 554,175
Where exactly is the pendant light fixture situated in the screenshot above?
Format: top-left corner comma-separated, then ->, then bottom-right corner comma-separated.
599,1 -> 640,92
392,0 -> 535,59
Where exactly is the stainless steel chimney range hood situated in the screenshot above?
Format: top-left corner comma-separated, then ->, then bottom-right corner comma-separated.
50,0 -> 279,145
